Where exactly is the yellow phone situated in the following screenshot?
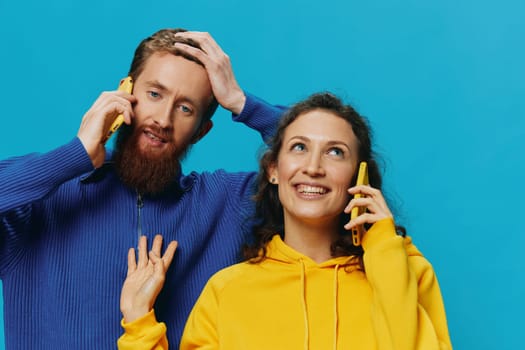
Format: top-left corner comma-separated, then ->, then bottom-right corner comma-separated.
351,161 -> 369,246
103,76 -> 133,143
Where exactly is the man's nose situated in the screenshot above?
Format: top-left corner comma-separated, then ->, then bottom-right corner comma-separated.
153,105 -> 174,128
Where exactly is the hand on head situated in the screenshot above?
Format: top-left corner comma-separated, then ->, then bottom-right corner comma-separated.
173,31 -> 246,115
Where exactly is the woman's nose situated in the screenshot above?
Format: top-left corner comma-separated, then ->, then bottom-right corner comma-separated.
302,154 -> 325,177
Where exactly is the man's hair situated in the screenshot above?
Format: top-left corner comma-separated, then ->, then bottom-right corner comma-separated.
128,28 -> 219,124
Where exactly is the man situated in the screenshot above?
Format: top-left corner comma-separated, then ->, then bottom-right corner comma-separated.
0,28 -> 283,349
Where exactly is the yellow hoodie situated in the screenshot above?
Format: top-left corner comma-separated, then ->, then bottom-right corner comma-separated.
118,218 -> 452,349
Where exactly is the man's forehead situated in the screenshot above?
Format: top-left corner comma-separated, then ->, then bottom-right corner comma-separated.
138,53 -> 212,99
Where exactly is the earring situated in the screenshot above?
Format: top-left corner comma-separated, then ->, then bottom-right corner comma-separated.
270,177 -> 276,183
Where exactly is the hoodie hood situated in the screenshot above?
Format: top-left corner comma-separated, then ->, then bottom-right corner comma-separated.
264,218 -> 422,266
265,234 -> 356,269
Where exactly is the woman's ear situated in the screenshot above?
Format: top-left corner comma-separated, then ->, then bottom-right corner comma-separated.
267,163 -> 278,184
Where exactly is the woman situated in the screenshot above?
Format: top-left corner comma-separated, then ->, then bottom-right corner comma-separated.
118,92 -> 453,349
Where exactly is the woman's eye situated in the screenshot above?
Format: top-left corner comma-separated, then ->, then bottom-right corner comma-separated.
291,143 -> 305,152
328,147 -> 344,157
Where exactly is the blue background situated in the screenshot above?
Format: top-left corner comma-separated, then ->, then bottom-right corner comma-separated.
1,0 -> 524,348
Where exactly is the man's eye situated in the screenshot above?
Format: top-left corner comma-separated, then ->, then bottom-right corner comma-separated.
180,105 -> 192,113
148,91 -> 160,98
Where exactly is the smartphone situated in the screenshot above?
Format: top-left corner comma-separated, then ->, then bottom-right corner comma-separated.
103,76 -> 133,143
350,161 -> 369,246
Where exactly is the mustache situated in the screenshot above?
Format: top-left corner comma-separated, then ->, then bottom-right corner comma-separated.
140,123 -> 174,142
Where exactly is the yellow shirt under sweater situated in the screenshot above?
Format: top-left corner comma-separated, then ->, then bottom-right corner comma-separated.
118,218 -> 453,349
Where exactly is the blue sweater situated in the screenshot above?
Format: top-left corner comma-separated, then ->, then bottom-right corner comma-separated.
0,94 -> 284,349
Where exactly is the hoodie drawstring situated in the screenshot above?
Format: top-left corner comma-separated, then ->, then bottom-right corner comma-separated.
300,260 -> 341,350
333,264 -> 340,350
300,259 -> 309,350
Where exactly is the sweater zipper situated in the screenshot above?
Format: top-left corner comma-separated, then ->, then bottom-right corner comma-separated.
136,192 -> 144,244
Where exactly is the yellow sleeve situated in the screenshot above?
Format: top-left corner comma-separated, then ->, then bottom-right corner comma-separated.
179,280 -> 220,350
117,309 -> 169,350
362,218 -> 453,350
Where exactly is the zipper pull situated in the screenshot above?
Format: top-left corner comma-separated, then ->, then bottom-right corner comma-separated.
136,193 -> 144,243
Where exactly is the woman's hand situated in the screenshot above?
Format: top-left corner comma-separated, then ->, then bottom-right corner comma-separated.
343,185 -> 393,232
120,235 -> 178,323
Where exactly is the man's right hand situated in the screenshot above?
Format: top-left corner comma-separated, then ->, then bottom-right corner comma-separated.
77,89 -> 136,168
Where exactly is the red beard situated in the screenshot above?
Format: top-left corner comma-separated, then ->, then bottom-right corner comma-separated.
113,123 -> 192,195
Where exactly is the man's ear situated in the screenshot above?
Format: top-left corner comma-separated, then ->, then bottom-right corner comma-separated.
192,120 -> 213,144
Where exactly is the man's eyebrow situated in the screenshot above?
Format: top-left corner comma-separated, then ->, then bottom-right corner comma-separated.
144,80 -> 169,92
